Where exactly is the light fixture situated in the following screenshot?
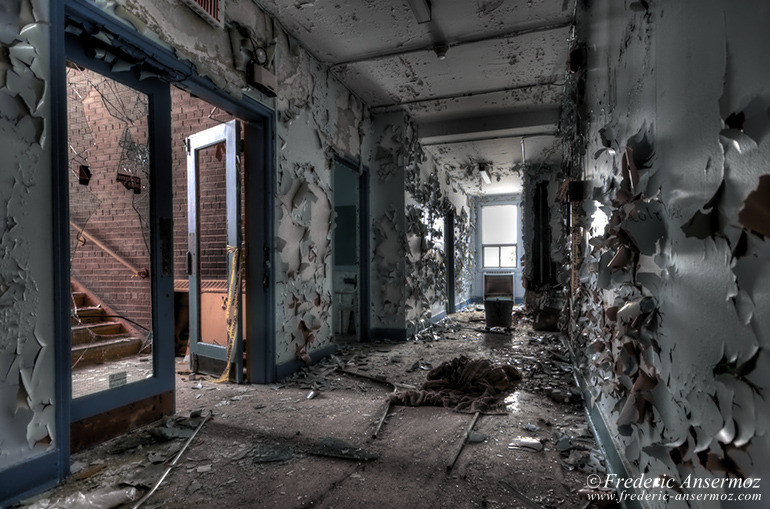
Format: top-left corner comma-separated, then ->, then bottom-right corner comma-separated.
433,43 -> 449,60
253,46 -> 268,66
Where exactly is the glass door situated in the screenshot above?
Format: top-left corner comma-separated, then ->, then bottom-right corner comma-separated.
66,33 -> 174,439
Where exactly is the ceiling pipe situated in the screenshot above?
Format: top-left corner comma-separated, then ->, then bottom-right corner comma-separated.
370,81 -> 561,111
406,0 -> 432,23
421,132 -> 556,147
329,19 -> 573,68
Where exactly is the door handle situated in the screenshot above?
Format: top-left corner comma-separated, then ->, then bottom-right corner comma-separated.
186,251 -> 193,275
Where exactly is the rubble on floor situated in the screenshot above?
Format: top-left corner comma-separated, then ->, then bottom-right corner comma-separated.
21,308 -> 610,509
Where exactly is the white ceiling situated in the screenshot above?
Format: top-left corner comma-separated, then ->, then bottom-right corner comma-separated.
255,0 -> 574,195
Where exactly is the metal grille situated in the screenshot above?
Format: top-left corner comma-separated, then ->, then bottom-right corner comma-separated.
183,0 -> 223,27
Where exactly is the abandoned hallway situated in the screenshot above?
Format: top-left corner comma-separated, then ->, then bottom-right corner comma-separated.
2,0 -> 770,508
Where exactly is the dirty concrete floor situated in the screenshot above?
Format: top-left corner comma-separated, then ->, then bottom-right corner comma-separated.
23,309 -> 607,509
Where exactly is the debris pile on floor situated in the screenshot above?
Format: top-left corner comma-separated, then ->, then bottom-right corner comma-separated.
390,355 -> 522,413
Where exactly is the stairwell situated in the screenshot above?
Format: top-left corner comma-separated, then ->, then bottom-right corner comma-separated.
71,283 -> 148,369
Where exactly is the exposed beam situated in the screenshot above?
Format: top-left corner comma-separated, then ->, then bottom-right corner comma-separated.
329,19 -> 573,68
370,81 -> 561,111
406,0 -> 432,23
419,106 -> 561,145
420,132 -> 556,147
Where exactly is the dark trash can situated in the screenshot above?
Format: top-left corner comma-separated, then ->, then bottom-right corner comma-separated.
484,296 -> 513,328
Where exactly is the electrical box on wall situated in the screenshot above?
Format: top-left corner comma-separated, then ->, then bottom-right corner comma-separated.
248,62 -> 277,98
182,0 -> 225,28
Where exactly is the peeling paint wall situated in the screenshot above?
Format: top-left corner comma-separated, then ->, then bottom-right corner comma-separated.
570,0 -> 770,499
369,112 -> 407,332
0,0 -> 56,469
272,34 -> 372,364
404,149 -> 469,331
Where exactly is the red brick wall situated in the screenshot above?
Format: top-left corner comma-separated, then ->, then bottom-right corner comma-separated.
68,66 -> 153,328
68,67 -> 241,329
170,86 -> 238,282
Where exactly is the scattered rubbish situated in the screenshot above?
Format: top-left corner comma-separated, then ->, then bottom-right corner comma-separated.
508,437 -> 544,452
523,423 -> 541,432
147,451 -> 166,464
467,431 -> 487,443
73,464 -> 107,481
306,437 -> 378,461
196,464 -> 212,473
447,412 -> 481,473
254,404 -> 267,410
406,360 -> 433,372
192,382 -> 202,389
70,461 -> 86,474
230,446 -> 252,461
553,431 -> 572,452
231,395 -> 243,401
252,444 -> 294,463
548,388 -> 571,404
499,480 -> 544,509
27,487 -> 140,509
306,389 -> 318,400
149,425 -> 194,441
108,433 -> 156,455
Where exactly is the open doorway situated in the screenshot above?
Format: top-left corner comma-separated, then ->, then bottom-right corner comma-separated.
61,8 -> 276,456
331,156 -> 370,342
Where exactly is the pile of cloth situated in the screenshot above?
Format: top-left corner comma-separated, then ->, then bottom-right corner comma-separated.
391,355 -> 522,414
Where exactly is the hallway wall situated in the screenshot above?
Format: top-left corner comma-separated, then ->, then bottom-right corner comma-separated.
571,0 -> 770,500
0,0 -> 56,477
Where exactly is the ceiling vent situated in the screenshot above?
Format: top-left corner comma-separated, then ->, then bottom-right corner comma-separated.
182,0 -> 224,28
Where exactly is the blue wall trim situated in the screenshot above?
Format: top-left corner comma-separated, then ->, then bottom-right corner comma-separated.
275,344 -> 337,380
0,451 -> 60,507
562,337 -> 640,509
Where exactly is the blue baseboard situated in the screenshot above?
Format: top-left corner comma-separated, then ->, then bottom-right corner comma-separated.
275,343 -> 337,380
430,310 -> 447,323
453,298 -> 475,312
562,337 -> 641,509
369,328 -> 408,341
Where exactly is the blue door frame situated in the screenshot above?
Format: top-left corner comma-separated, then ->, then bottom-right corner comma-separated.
2,0 -> 277,504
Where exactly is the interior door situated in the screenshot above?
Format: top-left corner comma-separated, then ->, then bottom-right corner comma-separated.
186,120 -> 244,382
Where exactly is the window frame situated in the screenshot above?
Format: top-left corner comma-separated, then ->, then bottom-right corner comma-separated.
480,203 -> 519,269
482,243 -> 518,268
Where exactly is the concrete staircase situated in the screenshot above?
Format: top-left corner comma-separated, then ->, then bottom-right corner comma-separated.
71,284 -> 145,369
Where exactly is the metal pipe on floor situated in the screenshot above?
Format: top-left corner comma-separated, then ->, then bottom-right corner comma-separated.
131,411 -> 212,509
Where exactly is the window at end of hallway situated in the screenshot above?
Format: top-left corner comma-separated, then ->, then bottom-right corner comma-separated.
481,204 -> 517,268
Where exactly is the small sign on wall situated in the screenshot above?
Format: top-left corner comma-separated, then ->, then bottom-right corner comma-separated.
116,172 -> 141,194
109,371 -> 127,389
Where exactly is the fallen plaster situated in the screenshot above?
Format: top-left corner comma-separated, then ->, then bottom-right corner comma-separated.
0,0 -> 55,468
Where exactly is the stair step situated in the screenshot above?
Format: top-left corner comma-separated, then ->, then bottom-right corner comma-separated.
72,306 -> 107,323
72,292 -> 89,307
72,337 -> 144,368
72,322 -> 126,344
